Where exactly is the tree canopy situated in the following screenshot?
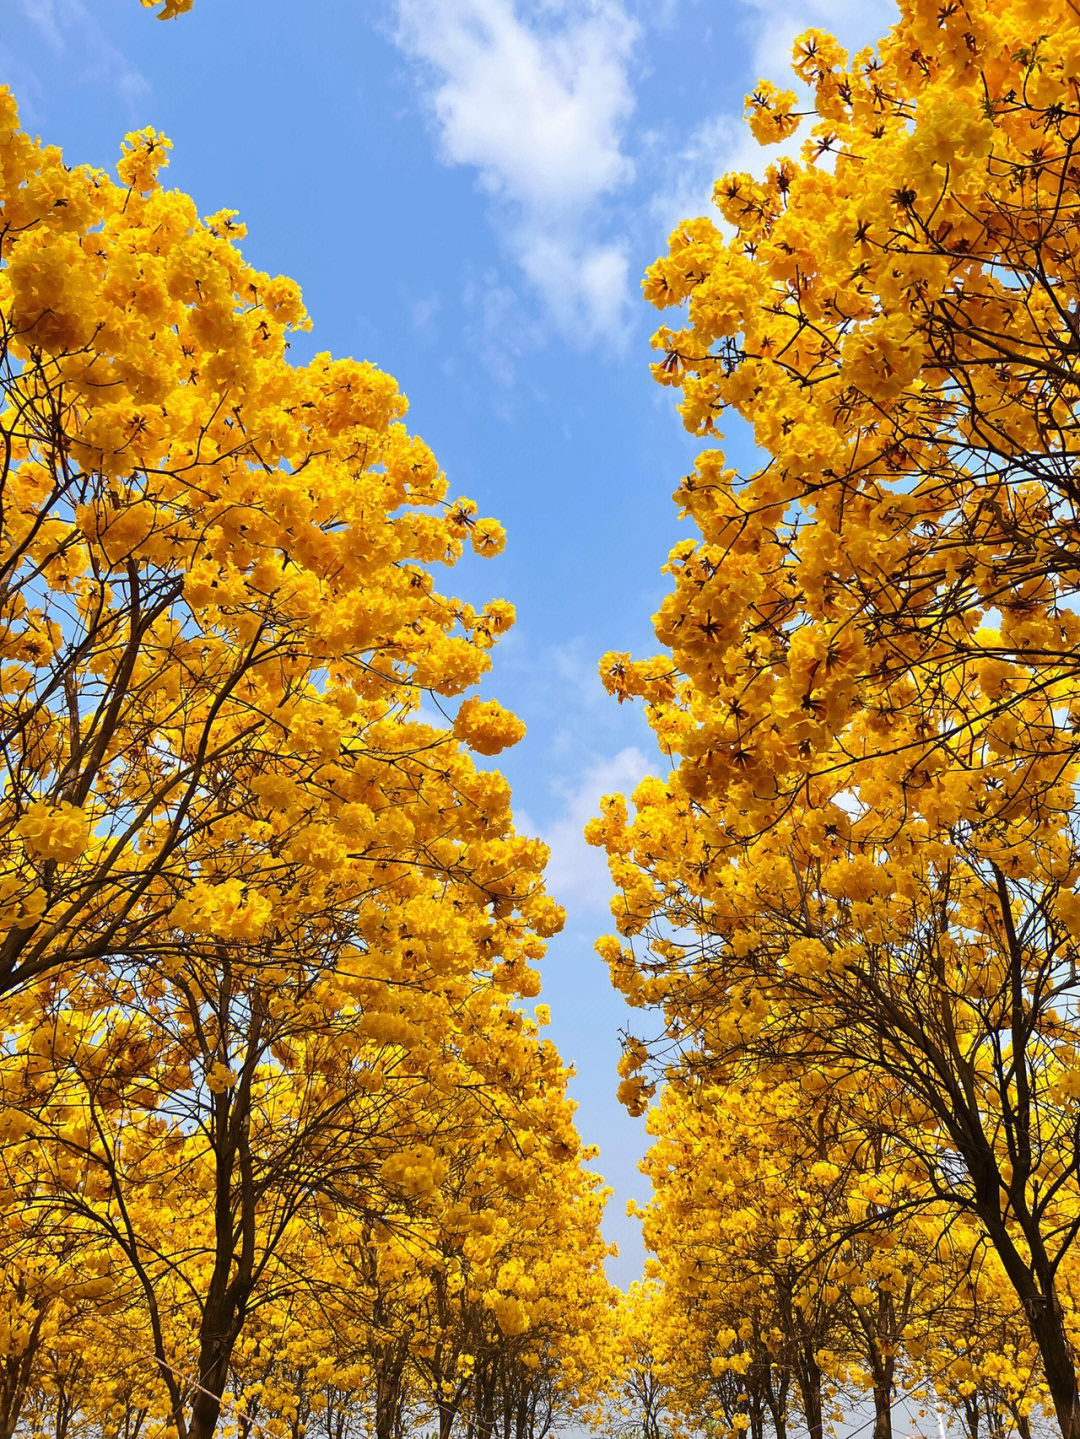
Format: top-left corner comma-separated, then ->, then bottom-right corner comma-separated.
590,0 -> 1080,1436
13,0 -> 1080,1436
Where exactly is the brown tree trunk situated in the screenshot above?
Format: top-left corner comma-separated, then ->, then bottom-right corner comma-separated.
0,1304 -> 47,1439
1024,1295 -> 1080,1439
439,1400 -> 456,1439
871,1383 -> 893,1439
868,1346 -> 894,1439
189,1339 -> 233,1439
962,1394 -> 980,1439
374,1355 -> 405,1439
795,1356 -> 823,1439
972,1183 -> 1080,1439
765,1367 -> 788,1439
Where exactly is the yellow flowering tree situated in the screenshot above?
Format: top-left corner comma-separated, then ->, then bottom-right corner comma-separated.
0,90 -> 552,1008
0,84 -> 593,1439
594,0 -> 1080,1431
628,1077 -> 1050,1439
0,989 -> 613,1439
604,1283 -> 671,1439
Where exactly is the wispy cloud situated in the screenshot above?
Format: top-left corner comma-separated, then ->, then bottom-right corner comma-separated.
462,267 -> 547,387
18,0 -> 150,113
19,0 -> 65,52
741,0 -> 899,80
645,0 -> 899,242
521,746 -> 652,913
647,112 -> 750,237
394,0 -> 640,351
0,43 -> 47,125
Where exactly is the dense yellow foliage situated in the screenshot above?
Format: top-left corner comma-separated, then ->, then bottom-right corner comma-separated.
23,0 -> 1080,1432
624,1080 -> 1053,1439
595,0 -> 1080,1435
0,90 -> 615,1439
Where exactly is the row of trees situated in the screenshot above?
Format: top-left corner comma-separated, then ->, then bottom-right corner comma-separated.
27,0 -> 1080,1435
592,0 -> 1080,1434
0,1021 -> 614,1439
0,85 -> 615,1439
611,1084 -> 1048,1439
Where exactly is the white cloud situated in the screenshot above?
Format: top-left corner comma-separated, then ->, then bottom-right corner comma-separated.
648,0 -> 898,239
648,112 -> 749,236
397,0 -> 636,210
742,0 -> 899,80
517,229 -> 631,343
394,0 -> 640,348
526,746 -> 652,913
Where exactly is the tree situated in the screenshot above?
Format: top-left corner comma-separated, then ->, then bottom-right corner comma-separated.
0,86 -> 588,1439
2,883 -> 579,1439
628,1076 -> 1054,1439
0,994 -> 614,1439
596,661 -> 1080,1435
591,0 -> 1080,1431
606,1284 -> 670,1439
0,90 -> 541,1009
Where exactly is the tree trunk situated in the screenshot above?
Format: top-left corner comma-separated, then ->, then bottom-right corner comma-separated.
189,1348 -> 230,1439
0,1301 -> 46,1439
867,1341 -> 894,1439
374,1355 -> 404,1439
796,1357 -> 823,1439
1024,1295 -> 1080,1439
765,1368 -> 788,1439
871,1382 -> 893,1439
975,1190 -> 1080,1439
962,1394 -> 980,1439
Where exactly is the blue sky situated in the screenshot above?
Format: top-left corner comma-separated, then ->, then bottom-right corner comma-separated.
3,0 -> 895,1285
